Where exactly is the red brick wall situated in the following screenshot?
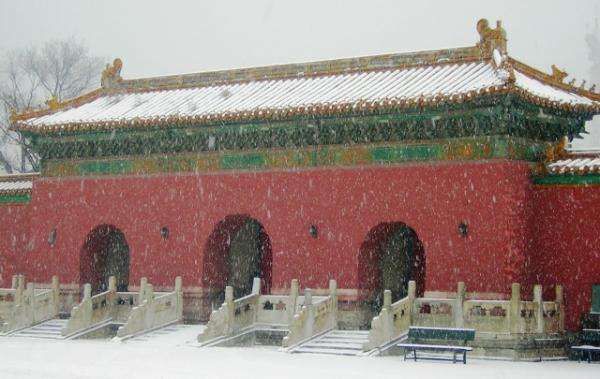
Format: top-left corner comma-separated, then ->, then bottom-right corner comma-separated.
0,204 -> 29,287
4,160 -> 531,301
530,185 -> 600,331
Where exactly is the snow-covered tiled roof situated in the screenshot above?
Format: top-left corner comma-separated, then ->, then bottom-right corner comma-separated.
547,157 -> 600,175
21,60 -> 507,129
0,173 -> 37,194
12,19 -> 600,133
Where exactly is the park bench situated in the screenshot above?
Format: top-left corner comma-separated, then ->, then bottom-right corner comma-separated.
533,336 -> 564,362
397,326 -> 475,364
571,329 -> 600,363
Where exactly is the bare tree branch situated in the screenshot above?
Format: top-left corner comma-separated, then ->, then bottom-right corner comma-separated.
0,38 -> 103,173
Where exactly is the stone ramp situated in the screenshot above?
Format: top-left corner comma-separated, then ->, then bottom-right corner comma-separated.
126,324 -> 204,346
289,330 -> 370,356
9,319 -> 68,339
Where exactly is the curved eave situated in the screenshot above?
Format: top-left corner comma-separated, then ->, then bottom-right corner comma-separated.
13,85 -> 598,136
0,189 -> 32,195
509,58 -> 600,102
14,86 -> 511,135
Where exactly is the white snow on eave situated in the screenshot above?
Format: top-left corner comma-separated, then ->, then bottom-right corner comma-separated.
21,61 -> 505,128
514,70 -> 596,106
547,157 -> 600,173
0,180 -> 32,191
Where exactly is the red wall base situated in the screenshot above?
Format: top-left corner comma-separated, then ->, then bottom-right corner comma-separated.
530,185 -> 600,331
2,159 -> 597,330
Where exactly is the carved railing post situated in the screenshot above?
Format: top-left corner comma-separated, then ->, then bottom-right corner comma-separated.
383,289 -> 392,311
83,283 -> 92,325
175,276 -> 183,320
251,277 -> 261,323
304,289 -> 314,338
14,275 -> 24,305
224,286 -> 234,335
139,277 -> 147,299
51,275 -> 60,316
11,274 -> 18,289
251,277 -> 261,295
555,285 -> 564,333
510,283 -> 522,334
455,282 -> 466,328
533,284 -> 544,334
25,282 -> 35,325
408,280 -> 416,324
289,279 -> 299,324
329,279 -> 338,329
382,289 -> 393,342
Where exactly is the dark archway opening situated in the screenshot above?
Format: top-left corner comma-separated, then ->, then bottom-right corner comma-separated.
80,225 -> 130,293
358,222 -> 425,322
203,215 -> 272,303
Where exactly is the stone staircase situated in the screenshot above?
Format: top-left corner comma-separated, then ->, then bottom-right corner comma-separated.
125,324 -> 204,346
9,319 -> 68,339
127,324 -> 191,342
289,330 -> 370,356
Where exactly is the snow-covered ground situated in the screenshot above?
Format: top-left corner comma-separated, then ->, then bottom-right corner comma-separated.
0,328 -> 598,379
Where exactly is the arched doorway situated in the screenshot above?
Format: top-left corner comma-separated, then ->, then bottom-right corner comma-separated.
358,222 -> 425,322
80,225 -> 130,293
203,215 -> 272,301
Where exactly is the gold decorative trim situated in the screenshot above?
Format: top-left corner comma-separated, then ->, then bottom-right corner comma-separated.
510,58 -> 600,101
101,58 -> 123,88
476,18 -> 507,54
11,19 -> 600,133
550,65 -> 568,84
0,173 -> 39,182
15,86 -> 514,134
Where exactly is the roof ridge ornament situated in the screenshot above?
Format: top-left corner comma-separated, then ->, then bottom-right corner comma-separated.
101,58 -> 123,89
550,65 -> 568,83
45,96 -> 61,111
476,19 -> 507,55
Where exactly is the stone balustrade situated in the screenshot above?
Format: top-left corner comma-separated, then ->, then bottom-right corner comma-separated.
116,277 -> 183,339
0,275 -> 60,334
198,278 -> 262,343
364,280 -> 416,351
364,281 -> 565,351
282,279 -> 337,348
62,276 -> 162,337
198,277 -> 339,346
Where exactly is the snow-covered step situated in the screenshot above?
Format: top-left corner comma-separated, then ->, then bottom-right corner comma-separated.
10,319 -> 68,339
126,324 -> 203,346
290,330 -> 370,356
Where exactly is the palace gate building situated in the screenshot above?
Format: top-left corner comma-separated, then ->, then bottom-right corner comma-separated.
1,19 -> 599,330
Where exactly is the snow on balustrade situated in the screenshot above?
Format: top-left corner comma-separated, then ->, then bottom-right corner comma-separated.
198,278 -> 338,347
282,279 -> 337,348
364,281 -> 416,352
0,275 -> 60,334
363,281 -> 565,352
62,276 -> 159,337
116,276 -> 183,339
257,294 -> 297,326
197,278 -> 263,343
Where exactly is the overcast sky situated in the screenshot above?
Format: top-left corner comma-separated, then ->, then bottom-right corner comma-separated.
1,0 -> 599,148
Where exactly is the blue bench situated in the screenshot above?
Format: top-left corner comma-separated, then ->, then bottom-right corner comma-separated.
397,326 -> 475,364
572,329 -> 600,363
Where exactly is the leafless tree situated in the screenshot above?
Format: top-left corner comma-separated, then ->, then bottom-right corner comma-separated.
587,19 -> 600,86
0,39 -> 104,173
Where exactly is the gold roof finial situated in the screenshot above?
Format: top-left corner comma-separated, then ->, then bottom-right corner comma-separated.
476,19 -> 507,54
8,108 -> 18,123
101,58 -> 123,88
550,65 -> 568,83
45,96 -> 60,110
